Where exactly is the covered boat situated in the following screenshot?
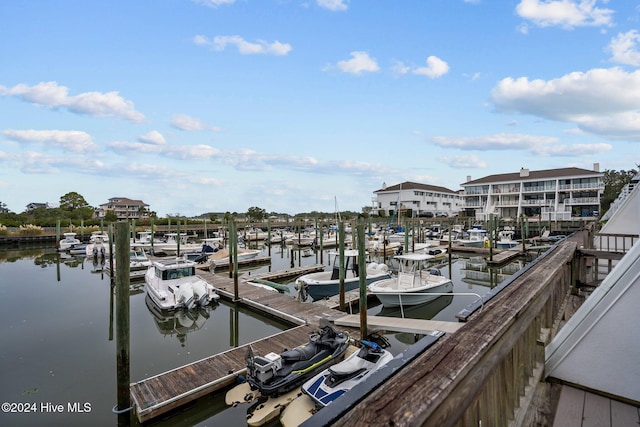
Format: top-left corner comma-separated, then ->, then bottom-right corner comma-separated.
301,340 -> 393,408
368,253 -> 453,307
144,257 -> 219,311
295,250 -> 391,301
245,325 -> 350,397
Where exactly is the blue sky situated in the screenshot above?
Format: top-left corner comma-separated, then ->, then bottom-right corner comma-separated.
1,0 -> 639,217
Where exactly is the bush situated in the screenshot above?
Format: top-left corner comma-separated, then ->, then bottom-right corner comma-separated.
18,224 -> 44,236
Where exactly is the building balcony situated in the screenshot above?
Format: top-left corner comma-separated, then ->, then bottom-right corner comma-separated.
562,197 -> 600,205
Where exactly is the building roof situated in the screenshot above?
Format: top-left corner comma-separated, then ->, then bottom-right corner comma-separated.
374,181 -> 458,195
102,197 -> 149,207
545,236 -> 640,403
462,167 -> 603,186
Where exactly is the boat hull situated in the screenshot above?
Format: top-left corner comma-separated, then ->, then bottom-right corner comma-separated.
301,272 -> 391,301
369,280 -> 453,307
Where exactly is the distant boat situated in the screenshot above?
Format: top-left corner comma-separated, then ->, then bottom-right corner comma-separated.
207,247 -> 263,269
145,257 -> 219,311
86,231 -> 110,258
458,226 -> 488,248
368,253 -> 453,307
58,232 -> 81,252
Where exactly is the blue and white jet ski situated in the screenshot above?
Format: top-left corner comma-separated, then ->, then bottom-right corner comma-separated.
301,339 -> 394,407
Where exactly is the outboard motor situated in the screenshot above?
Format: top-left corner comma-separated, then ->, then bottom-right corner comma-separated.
429,268 -> 442,276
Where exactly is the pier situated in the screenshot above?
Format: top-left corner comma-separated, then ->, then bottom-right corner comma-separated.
128,228 -> 639,426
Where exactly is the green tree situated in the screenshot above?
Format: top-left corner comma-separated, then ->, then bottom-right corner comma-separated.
104,211 -> 118,222
246,206 -> 266,222
59,192 -> 94,221
601,168 -> 638,213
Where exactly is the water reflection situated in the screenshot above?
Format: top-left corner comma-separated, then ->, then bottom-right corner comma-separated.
377,293 -> 453,319
459,256 -> 523,288
145,295 -> 215,347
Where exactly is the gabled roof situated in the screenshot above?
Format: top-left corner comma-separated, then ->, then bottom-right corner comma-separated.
462,167 -> 603,186
374,181 -> 458,195
103,197 -> 149,206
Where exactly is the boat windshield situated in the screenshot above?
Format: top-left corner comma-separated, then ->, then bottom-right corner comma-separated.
158,266 -> 195,280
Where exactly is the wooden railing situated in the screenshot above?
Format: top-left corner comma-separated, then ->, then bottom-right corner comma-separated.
325,239 -> 578,427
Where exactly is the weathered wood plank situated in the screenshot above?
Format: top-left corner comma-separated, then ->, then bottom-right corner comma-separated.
611,398 -> 640,427
552,386 -> 584,427
583,390 -> 611,427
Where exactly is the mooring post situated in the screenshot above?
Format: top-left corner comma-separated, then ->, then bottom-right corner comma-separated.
115,221 -> 130,420
357,221 -> 367,339
232,220 -> 239,301
55,219 -> 61,249
339,222 -> 345,311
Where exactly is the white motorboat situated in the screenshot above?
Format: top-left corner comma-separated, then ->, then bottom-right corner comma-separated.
295,250 -> 391,301
496,226 -> 519,249
86,231 -> 110,258
58,232 -> 81,252
151,233 -> 202,255
301,340 -> 393,408
458,226 -> 488,248
368,253 -> 453,307
145,257 -> 219,311
106,246 -> 152,280
207,247 -> 262,269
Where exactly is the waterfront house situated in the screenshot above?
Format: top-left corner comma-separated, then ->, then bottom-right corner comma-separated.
461,164 -> 604,221
372,181 -> 463,218
94,197 -> 150,221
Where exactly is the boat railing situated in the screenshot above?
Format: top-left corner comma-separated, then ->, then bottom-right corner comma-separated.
391,292 -> 484,319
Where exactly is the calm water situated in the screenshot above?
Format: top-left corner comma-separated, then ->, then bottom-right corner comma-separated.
0,243 -> 527,427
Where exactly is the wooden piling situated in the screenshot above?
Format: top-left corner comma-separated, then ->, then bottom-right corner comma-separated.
115,221 -> 130,416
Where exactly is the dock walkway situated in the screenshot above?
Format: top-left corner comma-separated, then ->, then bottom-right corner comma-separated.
130,270 -> 359,423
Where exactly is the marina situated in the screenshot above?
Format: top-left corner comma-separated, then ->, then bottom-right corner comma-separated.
1,218 -> 639,427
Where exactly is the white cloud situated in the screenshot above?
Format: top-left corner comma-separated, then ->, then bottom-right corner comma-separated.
192,0 -> 235,7
2,129 -> 98,153
138,130 -> 166,145
531,142 -> 612,156
193,35 -> 292,56
608,30 -> 640,66
171,114 -> 220,131
317,0 -> 348,11
432,133 -> 557,150
413,56 -> 450,78
432,133 -> 612,157
491,67 -> 640,139
335,51 -> 379,75
438,155 -> 487,169
0,81 -> 145,122
391,56 -> 449,78
515,0 -> 614,29
106,141 -> 163,155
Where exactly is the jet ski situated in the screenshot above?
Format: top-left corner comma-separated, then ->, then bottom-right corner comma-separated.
301,339 -> 394,407
245,325 -> 350,397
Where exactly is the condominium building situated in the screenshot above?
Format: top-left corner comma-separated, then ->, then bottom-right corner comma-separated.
373,181 -> 463,218
461,165 -> 604,221
95,197 -> 150,220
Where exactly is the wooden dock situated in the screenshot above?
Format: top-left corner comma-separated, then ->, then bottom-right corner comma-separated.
335,314 -> 464,334
130,324 -> 318,423
241,264 -> 325,282
486,248 -> 523,265
130,269 -> 361,423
